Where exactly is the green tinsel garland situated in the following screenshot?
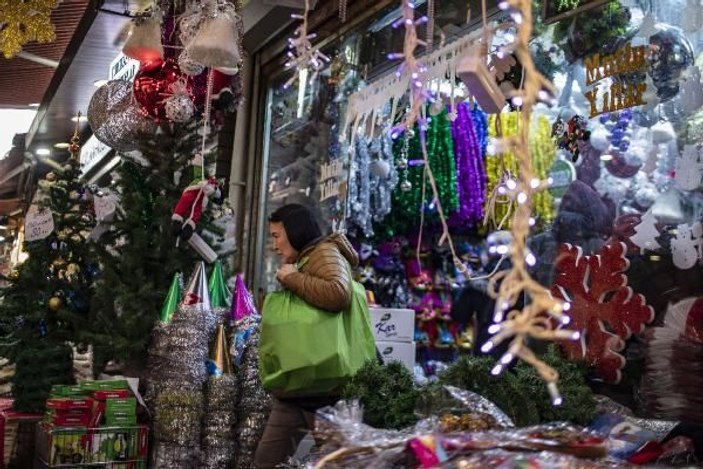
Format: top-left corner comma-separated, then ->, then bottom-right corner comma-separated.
380,108 -> 459,237
341,361 -> 420,430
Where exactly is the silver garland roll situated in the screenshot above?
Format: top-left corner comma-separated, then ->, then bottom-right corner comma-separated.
152,441 -> 201,468
233,324 -> 272,469
201,374 -> 239,468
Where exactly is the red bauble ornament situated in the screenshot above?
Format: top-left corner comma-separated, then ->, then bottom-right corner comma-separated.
133,59 -> 235,122
133,59 -> 194,122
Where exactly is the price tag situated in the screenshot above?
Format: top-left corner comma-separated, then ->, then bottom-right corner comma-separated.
24,207 -> 55,241
94,192 -> 118,222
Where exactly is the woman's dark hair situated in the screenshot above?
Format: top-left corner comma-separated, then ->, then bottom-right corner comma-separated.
268,204 -> 322,251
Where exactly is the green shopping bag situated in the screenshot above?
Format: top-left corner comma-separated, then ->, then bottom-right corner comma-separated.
259,271 -> 376,397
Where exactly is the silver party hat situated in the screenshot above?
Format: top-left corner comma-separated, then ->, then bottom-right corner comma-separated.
182,261 -> 212,309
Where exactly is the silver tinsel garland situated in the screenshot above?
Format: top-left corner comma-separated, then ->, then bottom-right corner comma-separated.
232,322 -> 272,469
147,300 -> 218,467
201,374 -> 239,469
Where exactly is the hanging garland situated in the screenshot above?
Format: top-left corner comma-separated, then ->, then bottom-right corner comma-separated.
485,112 -> 555,229
383,109 -> 458,236
448,102 -> 487,229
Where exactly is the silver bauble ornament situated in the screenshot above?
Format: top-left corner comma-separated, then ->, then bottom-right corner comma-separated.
397,158 -> 409,170
647,24 -> 694,102
178,50 -> 205,77
87,80 -> 156,152
400,180 -> 412,192
370,160 -> 391,179
164,94 -> 196,123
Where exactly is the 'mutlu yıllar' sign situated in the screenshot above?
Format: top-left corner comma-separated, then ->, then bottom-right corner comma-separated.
583,42 -> 648,118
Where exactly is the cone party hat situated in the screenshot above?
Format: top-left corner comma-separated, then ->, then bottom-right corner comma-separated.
231,274 -> 257,322
208,260 -> 231,309
182,261 -> 211,308
207,324 -> 233,377
160,273 -> 181,323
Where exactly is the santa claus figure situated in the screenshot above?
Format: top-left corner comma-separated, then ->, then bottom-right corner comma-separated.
172,155 -> 222,241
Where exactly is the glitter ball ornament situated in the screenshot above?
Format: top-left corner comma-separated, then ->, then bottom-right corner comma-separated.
164,94 -> 195,123
400,180 -> 413,192
178,50 -> 205,77
370,159 -> 391,179
87,80 -> 156,152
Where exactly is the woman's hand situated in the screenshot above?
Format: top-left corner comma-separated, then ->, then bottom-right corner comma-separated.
276,264 -> 297,282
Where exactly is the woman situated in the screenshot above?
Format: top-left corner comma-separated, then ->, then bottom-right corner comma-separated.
255,203 -> 359,468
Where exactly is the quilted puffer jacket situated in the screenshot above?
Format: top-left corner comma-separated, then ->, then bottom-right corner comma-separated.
279,233 -> 359,312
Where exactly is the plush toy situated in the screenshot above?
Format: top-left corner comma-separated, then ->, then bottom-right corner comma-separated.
172,155 -> 222,241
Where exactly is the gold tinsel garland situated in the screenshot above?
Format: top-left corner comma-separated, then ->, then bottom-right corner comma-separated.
484,113 -> 555,229
0,0 -> 58,59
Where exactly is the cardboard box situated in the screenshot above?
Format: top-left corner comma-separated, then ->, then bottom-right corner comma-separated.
376,341 -> 416,371
369,307 -> 415,343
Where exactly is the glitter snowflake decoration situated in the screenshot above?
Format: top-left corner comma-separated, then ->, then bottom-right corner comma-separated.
0,0 -> 58,58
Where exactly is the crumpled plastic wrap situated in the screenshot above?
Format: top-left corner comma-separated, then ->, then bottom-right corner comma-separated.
308,399 -> 613,468
415,385 -> 514,430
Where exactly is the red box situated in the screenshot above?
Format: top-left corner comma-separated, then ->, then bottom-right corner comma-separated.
46,398 -> 93,411
50,413 -> 91,427
0,402 -> 42,468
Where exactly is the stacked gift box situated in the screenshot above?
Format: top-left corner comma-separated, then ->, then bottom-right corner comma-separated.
0,398 -> 43,468
34,380 -> 148,468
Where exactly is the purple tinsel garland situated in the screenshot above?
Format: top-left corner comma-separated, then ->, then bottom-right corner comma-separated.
449,102 -> 487,228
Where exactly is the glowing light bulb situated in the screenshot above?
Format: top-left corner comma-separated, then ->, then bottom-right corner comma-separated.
506,179 -> 517,190
491,364 -> 503,375
563,302 -> 571,311
528,217 -> 536,226
488,324 -> 501,334
530,178 -> 540,189
548,382 -> 562,406
481,341 -> 494,353
525,252 -> 536,266
517,192 -> 528,204
500,353 -> 514,365
571,331 -> 581,340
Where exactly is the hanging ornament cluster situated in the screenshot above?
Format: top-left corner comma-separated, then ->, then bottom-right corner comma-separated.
283,0 -> 330,89
551,242 -> 655,383
551,115 -> 590,163
0,0 -> 58,59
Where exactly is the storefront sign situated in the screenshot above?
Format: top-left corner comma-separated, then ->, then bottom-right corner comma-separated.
583,42 -> 648,118
542,0 -> 609,24
319,160 -> 344,202
108,53 -> 139,81
80,135 -> 111,174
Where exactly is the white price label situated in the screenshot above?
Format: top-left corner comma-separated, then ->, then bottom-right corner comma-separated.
94,193 -> 118,222
24,207 -> 55,241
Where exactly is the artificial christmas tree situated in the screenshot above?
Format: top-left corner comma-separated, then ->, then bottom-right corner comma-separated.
87,122 -> 226,375
0,128 -> 97,412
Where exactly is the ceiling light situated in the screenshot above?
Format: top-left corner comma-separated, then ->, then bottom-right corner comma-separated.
35,148 -> 51,156
54,142 -> 70,149
71,115 -> 88,123
93,79 -> 108,88
28,103 -> 40,107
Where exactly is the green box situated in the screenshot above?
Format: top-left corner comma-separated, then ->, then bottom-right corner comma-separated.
104,414 -> 137,426
105,397 -> 136,415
